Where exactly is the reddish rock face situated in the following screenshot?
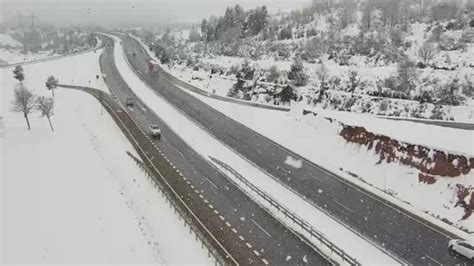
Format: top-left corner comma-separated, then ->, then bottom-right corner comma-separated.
339,125 -> 473,177
418,173 -> 437,184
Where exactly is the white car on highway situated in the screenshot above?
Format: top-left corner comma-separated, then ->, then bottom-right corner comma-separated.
149,124 -> 161,139
449,239 -> 474,259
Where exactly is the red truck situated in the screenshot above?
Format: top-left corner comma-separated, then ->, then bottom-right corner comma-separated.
147,60 -> 160,74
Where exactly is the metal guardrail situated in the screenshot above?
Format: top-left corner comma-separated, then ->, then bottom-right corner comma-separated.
125,151 -> 225,266
59,84 -> 229,265
209,156 -> 360,266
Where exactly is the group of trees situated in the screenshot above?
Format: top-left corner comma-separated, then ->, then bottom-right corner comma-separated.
11,66 -> 56,131
201,5 -> 269,43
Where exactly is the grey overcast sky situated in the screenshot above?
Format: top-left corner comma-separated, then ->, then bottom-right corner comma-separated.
0,0 -> 310,26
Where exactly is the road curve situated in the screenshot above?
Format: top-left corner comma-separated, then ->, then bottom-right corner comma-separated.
80,36 -> 334,265
115,33 -> 472,265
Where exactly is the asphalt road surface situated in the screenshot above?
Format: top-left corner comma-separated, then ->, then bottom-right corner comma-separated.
91,37 -> 333,265
113,33 -> 473,265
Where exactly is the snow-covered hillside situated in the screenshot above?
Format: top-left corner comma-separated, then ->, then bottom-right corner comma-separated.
134,1 -> 474,122
1,50 -> 210,263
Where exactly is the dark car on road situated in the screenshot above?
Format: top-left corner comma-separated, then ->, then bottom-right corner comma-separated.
125,97 -> 134,107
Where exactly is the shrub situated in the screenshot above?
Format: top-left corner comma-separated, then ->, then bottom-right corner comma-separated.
279,26 -> 293,40
238,59 -> 255,80
288,57 -> 308,86
279,85 -> 297,103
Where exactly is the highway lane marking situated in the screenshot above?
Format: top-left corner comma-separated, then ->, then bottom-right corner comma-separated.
231,228 -> 237,234
153,67 -> 460,252
190,184 -> 194,189
261,258 -> 269,265
238,235 -> 245,241
97,98 -> 238,264
199,194 -> 204,199
425,255 -> 442,265
219,215 -> 225,221
194,189 -> 200,194
251,219 -> 272,238
112,40 -> 339,263
214,210 -> 219,214
204,199 -> 209,204
202,175 -> 219,190
333,199 -> 354,213
253,250 -> 260,256
208,204 -> 214,209
225,222 -> 231,227
245,243 -> 252,249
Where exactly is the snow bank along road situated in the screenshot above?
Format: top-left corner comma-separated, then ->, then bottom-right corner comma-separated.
113,33 -> 473,265
92,36 -> 333,265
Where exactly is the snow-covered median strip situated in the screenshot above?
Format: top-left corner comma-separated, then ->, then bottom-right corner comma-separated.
1,49 -> 211,264
108,34 -> 399,264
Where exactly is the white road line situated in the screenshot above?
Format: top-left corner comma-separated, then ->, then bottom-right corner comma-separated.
225,222 -> 231,227
253,250 -> 260,256
251,219 -> 272,238
425,255 -> 442,266
261,258 -> 269,265
231,228 -> 237,234
219,215 -> 225,221
202,175 -> 219,190
333,199 -> 354,213
238,235 -> 245,241
213,210 -> 219,214
204,199 -> 209,204
208,204 -> 214,209
245,243 -> 252,249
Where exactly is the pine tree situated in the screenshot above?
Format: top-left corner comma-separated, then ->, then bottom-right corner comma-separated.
13,66 -> 25,83
45,76 -> 59,97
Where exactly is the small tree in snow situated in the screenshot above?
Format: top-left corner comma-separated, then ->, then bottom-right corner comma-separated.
288,57 -> 307,86
11,84 -> 36,130
37,96 -> 55,132
13,66 -> 25,83
418,43 -> 437,66
45,76 -> 59,97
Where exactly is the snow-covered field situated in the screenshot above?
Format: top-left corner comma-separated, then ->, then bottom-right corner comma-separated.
112,34 -> 400,264
1,49 -> 210,264
0,48 -> 59,66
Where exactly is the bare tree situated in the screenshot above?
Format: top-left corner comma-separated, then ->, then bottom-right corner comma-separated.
11,84 -> 36,130
37,96 -> 55,132
418,42 -> 437,66
45,76 -> 59,97
13,66 -> 25,83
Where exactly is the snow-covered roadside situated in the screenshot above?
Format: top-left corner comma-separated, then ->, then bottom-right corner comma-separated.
1,49 -> 211,264
182,88 -> 474,234
0,49 -> 59,66
132,33 -> 474,233
111,34 -> 399,264
312,107 -> 473,156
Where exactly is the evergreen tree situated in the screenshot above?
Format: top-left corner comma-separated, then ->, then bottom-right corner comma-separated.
13,66 -> 24,83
